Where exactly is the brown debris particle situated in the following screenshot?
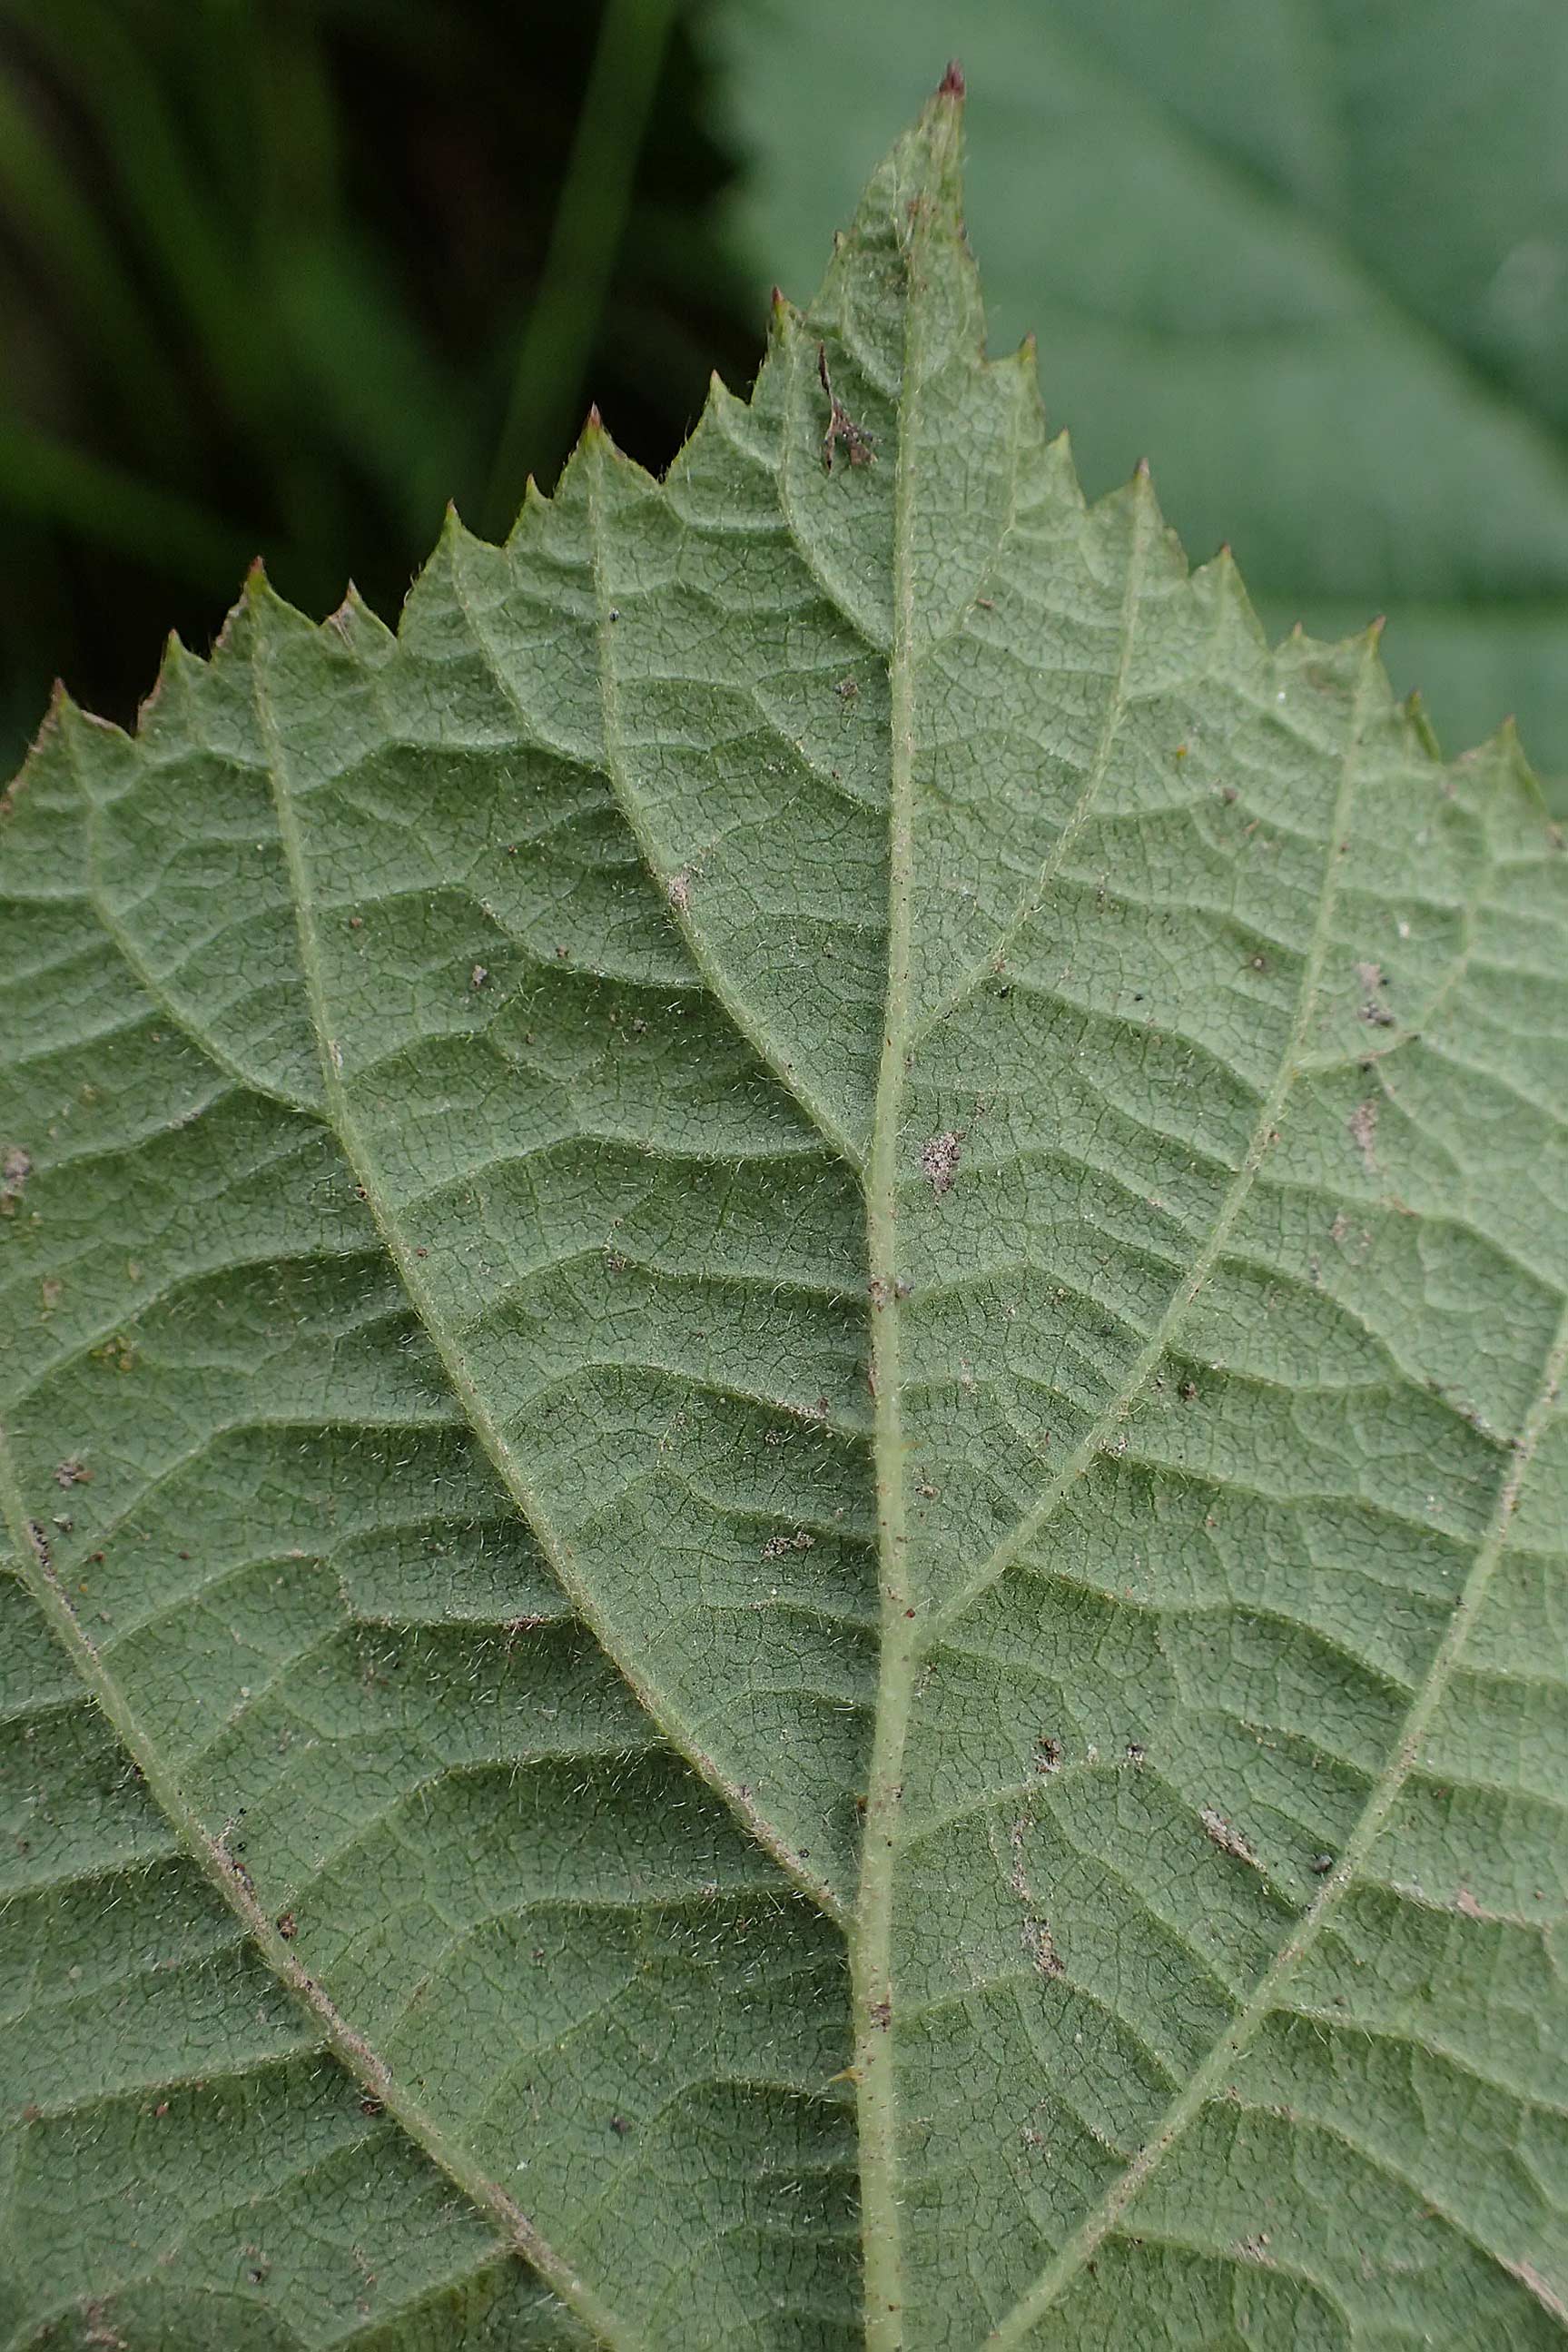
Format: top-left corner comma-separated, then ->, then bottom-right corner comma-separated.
1201,1807 -> 1261,1869
54,1459 -> 91,1489
921,1129 -> 964,1197
666,869 -> 692,914
1034,1734 -> 1063,1773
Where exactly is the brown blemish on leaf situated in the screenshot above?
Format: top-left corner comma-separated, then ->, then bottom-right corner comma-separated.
1008,1815 -> 1064,1978
818,344 -> 876,473
761,1528 -> 816,1561
1356,958 -> 1396,1028
667,869 -> 692,914
1201,1807 -> 1261,1869
1500,2257 -> 1568,2326
1021,1917 -> 1064,1978
1348,1096 -> 1379,1175
921,1129 -> 963,1196
54,1459 -> 91,1489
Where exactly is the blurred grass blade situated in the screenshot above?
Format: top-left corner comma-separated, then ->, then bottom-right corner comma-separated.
482,0 -> 677,533
5,0 -> 284,442
0,63 -> 189,454
0,419 -> 251,587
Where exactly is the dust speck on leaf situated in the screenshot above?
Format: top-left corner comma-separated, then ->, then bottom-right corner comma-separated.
921,1129 -> 963,1196
1349,1097 -> 1379,1174
667,870 -> 692,914
53,1459 -> 90,1489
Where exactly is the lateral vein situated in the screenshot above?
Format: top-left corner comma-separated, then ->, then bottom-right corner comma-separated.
250,605 -> 851,1938
0,1429 -> 631,2352
984,1284 -> 1568,2346
930,634 -> 1384,1640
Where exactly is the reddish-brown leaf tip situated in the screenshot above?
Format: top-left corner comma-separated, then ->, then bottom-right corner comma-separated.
939,59 -> 965,99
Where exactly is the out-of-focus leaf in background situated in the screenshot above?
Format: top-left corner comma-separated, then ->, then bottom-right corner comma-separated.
0,0 -> 744,770
6,0 -> 1568,807
708,0 -> 1568,800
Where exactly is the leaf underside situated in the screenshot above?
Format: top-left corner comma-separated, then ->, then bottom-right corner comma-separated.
4,84 -> 1567,2352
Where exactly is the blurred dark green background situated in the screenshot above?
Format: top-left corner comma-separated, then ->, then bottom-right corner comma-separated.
0,0 -> 752,770
5,0 -> 1567,796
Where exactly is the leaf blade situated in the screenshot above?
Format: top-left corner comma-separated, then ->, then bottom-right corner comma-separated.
5,81 -> 1567,2351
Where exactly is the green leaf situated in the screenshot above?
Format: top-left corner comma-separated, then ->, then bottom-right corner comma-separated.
710,0 -> 1568,799
4,83 -> 1567,2350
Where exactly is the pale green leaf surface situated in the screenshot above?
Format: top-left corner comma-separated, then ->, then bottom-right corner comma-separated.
710,0 -> 1568,796
4,85 -> 1567,2351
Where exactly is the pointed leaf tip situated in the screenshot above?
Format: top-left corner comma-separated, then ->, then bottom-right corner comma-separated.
939,59 -> 965,99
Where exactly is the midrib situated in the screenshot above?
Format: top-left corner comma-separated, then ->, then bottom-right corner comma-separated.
853,137 -> 944,2352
